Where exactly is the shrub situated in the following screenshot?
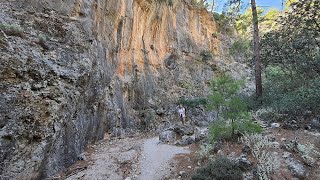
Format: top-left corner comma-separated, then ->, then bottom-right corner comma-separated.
240,134 -> 280,180
236,119 -> 263,135
192,156 -> 243,180
209,120 -> 233,142
207,73 -> 260,140
260,66 -> 320,114
209,117 -> 262,142
196,144 -> 214,161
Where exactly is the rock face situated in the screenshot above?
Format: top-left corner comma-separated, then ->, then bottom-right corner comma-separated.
0,0 -> 250,178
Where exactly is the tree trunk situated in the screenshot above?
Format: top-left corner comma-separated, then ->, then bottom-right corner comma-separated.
251,0 -> 262,97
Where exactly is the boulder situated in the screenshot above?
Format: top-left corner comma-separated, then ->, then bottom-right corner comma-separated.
176,135 -> 195,146
173,124 -> 194,136
159,130 -> 176,143
271,123 -> 280,128
194,127 -> 209,141
285,156 -> 308,179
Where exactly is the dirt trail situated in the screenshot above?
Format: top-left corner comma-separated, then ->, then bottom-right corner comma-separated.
138,137 -> 190,180
63,135 -> 190,180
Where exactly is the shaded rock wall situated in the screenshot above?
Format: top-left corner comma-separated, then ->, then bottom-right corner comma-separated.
0,0 -> 227,179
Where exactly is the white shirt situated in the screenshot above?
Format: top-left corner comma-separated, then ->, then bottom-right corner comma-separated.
178,107 -> 186,117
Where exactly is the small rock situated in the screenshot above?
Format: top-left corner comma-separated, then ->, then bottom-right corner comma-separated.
78,153 -> 86,161
268,135 -> 276,142
125,177 -> 131,180
281,138 -> 287,141
217,150 -> 224,156
271,142 -> 280,149
237,154 -> 252,171
271,123 -> 280,128
179,171 -> 187,178
187,166 -> 192,169
283,152 -> 292,159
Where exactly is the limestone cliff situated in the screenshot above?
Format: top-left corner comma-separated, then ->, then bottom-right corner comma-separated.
0,0 -> 243,179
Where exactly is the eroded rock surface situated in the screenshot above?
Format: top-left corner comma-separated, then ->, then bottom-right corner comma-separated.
0,0 -> 251,178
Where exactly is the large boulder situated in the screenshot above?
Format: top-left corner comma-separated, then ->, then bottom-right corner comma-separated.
159,130 -> 176,143
175,135 -> 195,146
173,124 -> 194,136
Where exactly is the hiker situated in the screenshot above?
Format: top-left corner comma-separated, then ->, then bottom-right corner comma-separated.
177,104 -> 186,125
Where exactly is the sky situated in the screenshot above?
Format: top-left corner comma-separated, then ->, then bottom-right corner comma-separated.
209,0 -> 285,13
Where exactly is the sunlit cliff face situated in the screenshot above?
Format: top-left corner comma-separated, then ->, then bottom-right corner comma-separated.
0,0 -> 220,178
84,0 -> 219,77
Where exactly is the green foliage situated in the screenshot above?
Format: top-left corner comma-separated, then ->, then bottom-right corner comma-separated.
207,73 -> 261,141
200,50 -> 213,61
209,120 -> 233,142
237,118 -> 263,135
235,7 -> 280,37
178,97 -> 207,108
209,115 -> 262,142
212,12 -> 235,34
207,73 -> 244,112
229,38 -> 251,57
196,144 -> 214,160
259,0 -> 320,114
192,156 -> 243,180
191,0 -> 209,9
261,67 -> 320,113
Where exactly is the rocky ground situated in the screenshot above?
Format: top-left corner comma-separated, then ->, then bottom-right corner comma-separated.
51,119 -> 320,180
53,133 -> 191,180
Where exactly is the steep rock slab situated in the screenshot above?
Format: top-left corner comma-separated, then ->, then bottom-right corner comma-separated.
0,0 -> 225,179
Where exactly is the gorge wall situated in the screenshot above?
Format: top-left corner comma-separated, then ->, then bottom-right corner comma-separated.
0,0 -> 249,179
